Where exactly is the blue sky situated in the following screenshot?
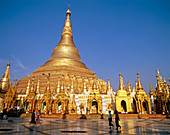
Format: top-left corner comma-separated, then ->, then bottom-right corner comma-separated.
0,0 -> 170,94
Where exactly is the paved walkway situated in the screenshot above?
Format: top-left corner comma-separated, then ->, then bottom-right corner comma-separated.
0,117 -> 170,135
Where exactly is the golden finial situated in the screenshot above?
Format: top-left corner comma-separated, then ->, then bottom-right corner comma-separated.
7,60 -> 10,66
157,68 -> 159,75
66,4 -> 71,15
137,72 -> 139,78
108,78 -> 110,86
119,72 -> 124,90
127,81 -> 131,92
164,77 -> 166,83
149,84 -> 154,92
137,72 -> 143,89
7,56 -> 11,66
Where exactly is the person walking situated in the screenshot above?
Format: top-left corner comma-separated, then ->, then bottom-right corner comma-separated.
36,110 -> 41,124
115,110 -> 121,131
108,110 -> 114,129
30,110 -> 36,125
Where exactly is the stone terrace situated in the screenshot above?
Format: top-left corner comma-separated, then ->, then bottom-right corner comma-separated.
0,117 -> 170,135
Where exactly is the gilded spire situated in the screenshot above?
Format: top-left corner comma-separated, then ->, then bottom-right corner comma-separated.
127,81 -> 131,93
149,84 -> 154,96
92,79 -> 97,90
157,81 -> 162,93
149,84 -> 154,91
57,77 -> 60,93
0,61 -> 11,93
46,7 -> 93,73
71,77 -> 74,93
83,78 -> 87,94
30,76 -> 35,92
36,79 -> 40,94
119,73 -> 125,90
107,78 -> 113,95
2,61 -> 10,80
26,79 -> 30,95
108,78 -> 111,89
132,85 -> 136,92
164,77 -> 166,83
157,68 -> 159,76
61,76 -> 64,92
61,7 -> 72,39
50,6 -> 76,60
156,68 -> 163,85
135,80 -> 137,90
137,72 -> 143,90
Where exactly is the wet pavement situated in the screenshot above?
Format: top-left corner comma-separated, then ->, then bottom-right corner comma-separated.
0,117 -> 170,135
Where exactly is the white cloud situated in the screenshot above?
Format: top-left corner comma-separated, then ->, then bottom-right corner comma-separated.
16,59 -> 25,69
10,55 -> 26,69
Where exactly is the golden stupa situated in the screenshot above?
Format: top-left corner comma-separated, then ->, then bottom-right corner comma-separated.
115,73 -> 132,113
0,61 -> 11,93
16,8 -> 95,94
0,7 -> 115,114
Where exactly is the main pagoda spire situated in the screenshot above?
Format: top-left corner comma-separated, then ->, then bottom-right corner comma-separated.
61,7 -> 73,43
49,7 -> 80,62
41,7 -> 90,71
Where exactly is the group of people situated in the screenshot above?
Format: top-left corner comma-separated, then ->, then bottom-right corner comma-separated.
108,110 -> 121,131
29,109 -> 120,130
30,110 -> 41,125
1,107 -> 25,118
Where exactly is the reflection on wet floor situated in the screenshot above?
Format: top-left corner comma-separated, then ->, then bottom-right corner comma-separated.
0,117 -> 170,135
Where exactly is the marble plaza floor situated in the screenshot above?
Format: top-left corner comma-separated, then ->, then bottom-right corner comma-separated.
0,117 -> 170,135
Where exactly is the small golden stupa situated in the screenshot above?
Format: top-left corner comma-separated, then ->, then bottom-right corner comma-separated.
0,61 -> 11,94
115,73 -> 132,113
